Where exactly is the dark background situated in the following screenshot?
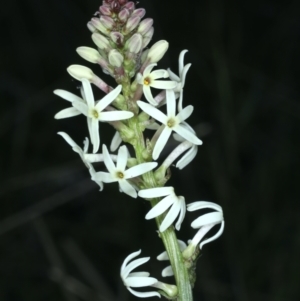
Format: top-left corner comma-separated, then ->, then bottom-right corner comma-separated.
0,0 -> 299,300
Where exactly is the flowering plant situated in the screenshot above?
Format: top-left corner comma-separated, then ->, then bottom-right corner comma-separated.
54,1 -> 225,300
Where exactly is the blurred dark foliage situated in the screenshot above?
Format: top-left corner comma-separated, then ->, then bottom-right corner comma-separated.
0,0 -> 300,300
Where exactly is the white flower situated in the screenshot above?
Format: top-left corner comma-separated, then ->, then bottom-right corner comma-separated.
137,64 -> 177,105
138,187 -> 186,232
157,240 -> 187,277
57,132 -> 104,191
71,79 -> 133,153
168,50 -> 191,111
137,89 -> 202,160
93,145 -> 158,198
187,201 -> 224,249
121,250 -> 161,298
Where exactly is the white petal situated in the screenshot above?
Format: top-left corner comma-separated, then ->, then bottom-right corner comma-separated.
160,199 -> 181,232
138,187 -> 174,198
162,266 -> 174,277
102,144 -> 117,175
191,212 -> 223,229
122,256 -> 150,279
150,80 -> 177,90
91,118 -> 100,153
127,287 -> 161,298
176,105 -> 193,122
124,162 -> 157,179
125,276 -> 157,287
174,125 -> 202,145
200,221 -> 225,249
81,78 -> 95,108
152,127 -> 172,160
72,101 -> 89,117
117,145 -> 128,171
94,171 -> 116,183
129,272 -> 150,277
119,180 -> 137,198
180,63 -> 191,87
96,85 -> 122,111
137,101 -> 167,124
54,89 -> 84,103
151,69 -> 169,80
99,111 -> 133,121
175,196 -> 186,231
176,145 -> 198,170
157,251 -> 169,261
121,250 -> 142,275
167,68 -> 180,82
143,85 -> 156,105
145,194 -> 176,220
143,63 -> 156,76
55,107 -> 81,119
187,201 -> 222,212
166,89 -> 176,117
110,131 -> 122,152
57,132 -> 78,148
178,50 -> 188,73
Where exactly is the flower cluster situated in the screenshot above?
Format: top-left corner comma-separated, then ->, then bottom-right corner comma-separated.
54,0 -> 225,299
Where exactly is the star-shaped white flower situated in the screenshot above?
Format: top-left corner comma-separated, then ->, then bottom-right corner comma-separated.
137,63 -> 177,106
187,201 -> 224,249
167,50 -> 191,111
138,187 -> 186,232
137,89 -> 202,160
93,145 -> 158,198
57,131 -> 104,191
157,240 -> 187,277
121,249 -> 161,298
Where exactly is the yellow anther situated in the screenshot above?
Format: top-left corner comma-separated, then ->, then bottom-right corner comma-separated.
92,110 -> 99,119
117,172 -> 124,179
167,119 -> 175,128
143,77 -> 150,85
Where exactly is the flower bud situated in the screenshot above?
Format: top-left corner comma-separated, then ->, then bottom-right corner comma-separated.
124,16 -> 140,34
87,21 -> 96,33
123,1 -> 135,12
99,5 -> 111,15
67,65 -> 94,81
100,16 -> 114,29
131,8 -> 146,19
142,27 -> 154,48
92,33 -> 111,50
141,49 -> 149,64
125,33 -> 143,54
137,18 -> 153,35
118,8 -> 130,22
91,18 -> 109,35
76,47 -> 101,64
108,49 -> 124,67
147,40 -> 168,63
110,31 -> 124,46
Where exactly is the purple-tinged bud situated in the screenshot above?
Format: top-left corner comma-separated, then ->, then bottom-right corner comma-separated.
119,0 -> 128,5
92,33 -> 111,50
131,8 -> 146,19
87,22 -> 97,33
137,18 -> 153,35
142,27 -> 154,48
110,31 -> 124,46
124,16 -> 140,34
100,16 -> 114,29
118,8 -> 130,22
123,1 -> 135,12
99,5 -> 112,15
91,18 -> 109,35
126,33 -> 143,54
147,40 -> 169,63
76,47 -> 101,64
111,1 -> 121,13
67,65 -> 95,81
108,49 -> 124,67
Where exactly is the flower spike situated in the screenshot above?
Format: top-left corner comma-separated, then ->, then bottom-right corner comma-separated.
120,250 -> 161,298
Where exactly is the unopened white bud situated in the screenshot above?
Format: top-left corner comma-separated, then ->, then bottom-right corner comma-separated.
67,65 -> 94,81
108,49 -> 124,67
137,18 -> 153,35
126,33 -> 143,54
147,40 -> 169,63
92,33 -> 111,50
142,27 -> 154,48
87,21 -> 96,33
76,47 -> 101,64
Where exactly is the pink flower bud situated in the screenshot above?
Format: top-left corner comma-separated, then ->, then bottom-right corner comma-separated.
99,5 -> 112,15
110,31 -> 124,46
118,8 -> 130,22
147,40 -> 169,63
142,27 -> 154,48
124,16 -> 140,34
100,16 -> 114,29
92,33 -> 111,50
131,8 -> 146,19
137,18 -> 153,35
126,33 -> 143,54
91,18 -> 109,35
123,2 -> 135,12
